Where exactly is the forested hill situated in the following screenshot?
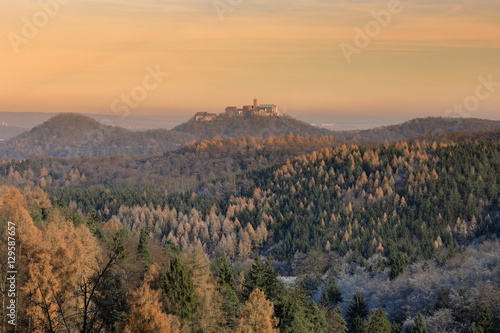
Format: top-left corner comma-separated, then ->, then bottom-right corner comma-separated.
331,117 -> 500,142
40,139 -> 500,263
0,135 -> 344,192
0,113 -> 194,158
411,128 -> 500,143
172,114 -> 333,140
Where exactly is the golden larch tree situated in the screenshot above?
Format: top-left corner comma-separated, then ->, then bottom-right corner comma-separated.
236,288 -> 279,333
125,279 -> 179,333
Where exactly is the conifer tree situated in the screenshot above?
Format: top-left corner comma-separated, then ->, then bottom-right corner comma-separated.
391,321 -> 402,333
125,280 -> 178,333
220,284 -> 240,329
324,307 -> 348,333
277,288 -> 327,333
161,256 -> 198,321
137,227 -> 153,264
242,257 -> 283,301
388,252 -> 409,280
367,308 -> 391,333
183,245 -> 224,332
346,292 -> 368,333
321,280 -> 343,308
236,288 -> 279,333
411,314 -> 428,333
435,287 -> 449,310
308,301 -> 328,332
351,317 -> 367,333
468,323 -> 485,333
211,257 -> 240,327
278,291 -> 310,333
212,257 -> 235,287
164,239 -> 181,255
479,306 -> 493,333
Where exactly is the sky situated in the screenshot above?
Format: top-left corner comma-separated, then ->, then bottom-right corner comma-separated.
1,0 -> 500,126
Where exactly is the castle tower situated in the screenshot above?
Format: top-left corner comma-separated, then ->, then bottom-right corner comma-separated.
253,98 -> 258,112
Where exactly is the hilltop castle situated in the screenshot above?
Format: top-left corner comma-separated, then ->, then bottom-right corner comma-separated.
225,98 -> 278,117
194,98 -> 279,121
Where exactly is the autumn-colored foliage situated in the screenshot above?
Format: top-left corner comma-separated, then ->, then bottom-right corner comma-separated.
236,288 -> 279,333
125,271 -> 180,333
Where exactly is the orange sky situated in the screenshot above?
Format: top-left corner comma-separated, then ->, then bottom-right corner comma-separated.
1,0 -> 499,121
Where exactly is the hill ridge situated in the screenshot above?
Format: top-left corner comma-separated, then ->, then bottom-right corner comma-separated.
0,114 -> 194,158
2,113 -> 500,159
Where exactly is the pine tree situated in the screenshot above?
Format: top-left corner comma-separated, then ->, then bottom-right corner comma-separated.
351,317 -> 366,333
212,257 -> 235,287
367,308 -> 391,333
411,314 -> 428,333
137,227 -> 153,264
161,256 -> 198,321
388,252 -> 409,280
211,257 -> 239,327
321,280 -> 343,308
391,321 -> 402,333
308,301 -> 328,332
277,288 -> 327,333
435,287 -> 449,310
324,307 -> 347,333
277,289 -> 310,333
479,306 -> 493,333
242,257 -> 283,301
220,284 -> 240,328
346,291 -> 369,333
468,323 -> 485,333
164,239 -> 181,255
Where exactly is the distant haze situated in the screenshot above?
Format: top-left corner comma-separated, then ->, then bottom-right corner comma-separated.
0,111 -> 447,132
1,0 -> 499,121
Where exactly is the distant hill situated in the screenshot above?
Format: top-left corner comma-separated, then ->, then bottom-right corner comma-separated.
331,117 -> 500,142
3,113 -> 500,159
172,114 -> 333,140
411,128 -> 500,144
173,115 -> 500,143
0,111 -> 185,131
0,125 -> 28,140
0,114 -> 194,158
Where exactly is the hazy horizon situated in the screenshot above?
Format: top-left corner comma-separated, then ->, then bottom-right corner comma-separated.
1,110 -> 500,133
